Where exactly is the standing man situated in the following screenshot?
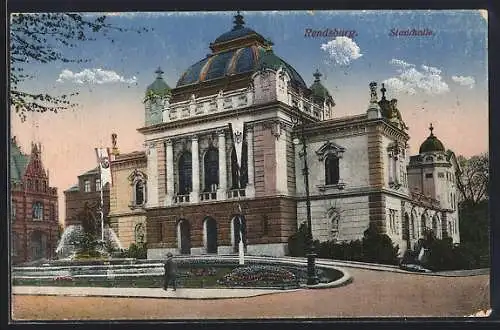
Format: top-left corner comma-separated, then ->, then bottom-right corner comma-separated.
163,252 -> 177,291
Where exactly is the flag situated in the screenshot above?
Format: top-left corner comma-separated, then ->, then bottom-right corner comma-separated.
229,118 -> 245,168
95,147 -> 112,186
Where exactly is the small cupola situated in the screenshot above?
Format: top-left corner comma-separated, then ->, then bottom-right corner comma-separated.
419,123 -> 446,154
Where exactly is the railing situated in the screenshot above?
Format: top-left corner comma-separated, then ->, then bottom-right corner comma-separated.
200,192 -> 217,201
173,194 -> 190,204
227,188 -> 246,199
162,88 -> 252,123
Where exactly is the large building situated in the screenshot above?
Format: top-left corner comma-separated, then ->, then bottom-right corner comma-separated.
10,137 -> 59,264
109,13 -> 460,258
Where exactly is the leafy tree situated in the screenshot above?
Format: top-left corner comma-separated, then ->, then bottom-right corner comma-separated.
10,13 -> 149,121
456,153 -> 488,206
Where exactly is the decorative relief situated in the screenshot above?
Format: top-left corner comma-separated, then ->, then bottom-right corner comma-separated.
316,141 -> 346,161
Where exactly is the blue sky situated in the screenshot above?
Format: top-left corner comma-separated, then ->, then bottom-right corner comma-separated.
11,10 -> 488,224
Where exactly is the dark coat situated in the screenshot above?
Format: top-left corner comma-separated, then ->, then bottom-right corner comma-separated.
164,258 -> 177,277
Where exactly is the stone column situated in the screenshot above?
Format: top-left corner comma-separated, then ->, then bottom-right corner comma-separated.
246,124 -> 255,197
165,139 -> 174,206
190,135 -> 200,203
217,129 -> 227,200
146,142 -> 158,207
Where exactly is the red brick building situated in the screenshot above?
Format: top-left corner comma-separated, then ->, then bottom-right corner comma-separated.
64,167 -> 110,229
10,137 -> 59,264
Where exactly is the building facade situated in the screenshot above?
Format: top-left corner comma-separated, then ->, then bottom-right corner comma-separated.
64,167 -> 110,229
10,137 -> 59,264
109,13 -> 461,259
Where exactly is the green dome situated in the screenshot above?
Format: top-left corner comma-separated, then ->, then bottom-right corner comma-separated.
10,137 -> 29,183
146,67 -> 171,97
309,69 -> 331,101
257,50 -> 307,89
419,124 -> 445,153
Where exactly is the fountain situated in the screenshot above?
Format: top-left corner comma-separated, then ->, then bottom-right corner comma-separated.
54,201 -> 123,260
55,224 -> 123,259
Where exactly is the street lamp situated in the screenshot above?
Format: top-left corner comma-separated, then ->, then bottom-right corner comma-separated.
292,112 -> 318,286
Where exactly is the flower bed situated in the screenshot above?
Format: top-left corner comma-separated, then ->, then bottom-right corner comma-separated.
217,265 -> 300,288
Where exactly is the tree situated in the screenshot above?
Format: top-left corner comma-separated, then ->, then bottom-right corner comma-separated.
456,153 -> 489,206
10,13 -> 149,121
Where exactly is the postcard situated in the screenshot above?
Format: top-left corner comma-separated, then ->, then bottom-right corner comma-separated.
9,10 -> 490,320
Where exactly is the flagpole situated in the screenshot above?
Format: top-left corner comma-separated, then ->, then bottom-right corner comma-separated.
100,164 -> 104,242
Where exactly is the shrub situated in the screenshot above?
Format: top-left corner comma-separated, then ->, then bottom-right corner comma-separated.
361,225 -> 400,265
288,222 -> 320,257
290,224 -> 399,265
127,242 -> 147,259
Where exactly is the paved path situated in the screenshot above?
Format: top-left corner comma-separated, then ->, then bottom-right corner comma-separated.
12,267 -> 490,320
12,286 -> 296,300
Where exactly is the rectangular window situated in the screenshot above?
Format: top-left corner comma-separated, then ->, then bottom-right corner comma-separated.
32,201 -> 43,221
438,172 -> 444,178
425,173 -> 433,178
325,155 -> 340,185
95,178 -> 101,192
50,204 -> 56,221
84,180 -> 91,192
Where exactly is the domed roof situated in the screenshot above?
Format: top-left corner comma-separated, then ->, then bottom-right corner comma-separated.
309,69 -> 332,100
176,12 -> 307,89
419,123 -> 445,153
146,67 -> 171,96
213,12 -> 266,44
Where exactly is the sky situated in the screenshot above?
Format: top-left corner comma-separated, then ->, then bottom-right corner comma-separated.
10,10 -> 488,225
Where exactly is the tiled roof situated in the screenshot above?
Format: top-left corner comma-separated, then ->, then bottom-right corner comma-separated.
10,139 -> 30,183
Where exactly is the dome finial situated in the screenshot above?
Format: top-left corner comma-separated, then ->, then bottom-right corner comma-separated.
233,11 -> 245,30
381,83 -> 387,100
429,123 -> 434,136
155,67 -> 164,78
313,69 -> 322,82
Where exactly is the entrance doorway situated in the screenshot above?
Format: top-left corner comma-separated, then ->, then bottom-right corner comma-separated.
177,219 -> 191,255
204,217 -> 218,254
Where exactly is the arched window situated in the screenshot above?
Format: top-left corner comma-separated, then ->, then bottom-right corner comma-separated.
27,179 -> 32,190
204,148 -> 219,192
420,214 -> 426,235
410,213 -> 416,239
231,143 -> 248,189
135,180 -> 145,206
432,216 -> 439,237
34,180 -> 39,192
325,154 -> 340,185
178,152 -> 192,195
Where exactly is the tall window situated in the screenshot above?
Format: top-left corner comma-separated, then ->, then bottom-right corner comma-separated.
11,200 -> 16,220
32,201 -> 43,221
135,180 -> 145,205
325,154 -> 340,185
84,180 -> 91,192
231,143 -> 248,189
388,209 -> 398,235
34,180 -> 39,191
49,203 -> 55,221
432,216 -> 439,237
95,178 -> 101,192
178,152 -> 192,195
204,148 -> 219,192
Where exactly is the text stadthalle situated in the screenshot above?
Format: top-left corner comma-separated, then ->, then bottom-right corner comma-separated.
389,28 -> 434,36
304,28 -> 358,38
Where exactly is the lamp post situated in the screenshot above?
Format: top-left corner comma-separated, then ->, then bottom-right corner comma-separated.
292,112 -> 318,286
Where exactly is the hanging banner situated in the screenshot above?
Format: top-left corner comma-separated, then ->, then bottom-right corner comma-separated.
95,147 -> 112,186
229,118 -> 245,169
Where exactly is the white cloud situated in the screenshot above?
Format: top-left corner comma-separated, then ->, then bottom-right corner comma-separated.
383,59 -> 450,95
320,36 -> 363,66
451,75 -> 476,88
56,68 -> 137,85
